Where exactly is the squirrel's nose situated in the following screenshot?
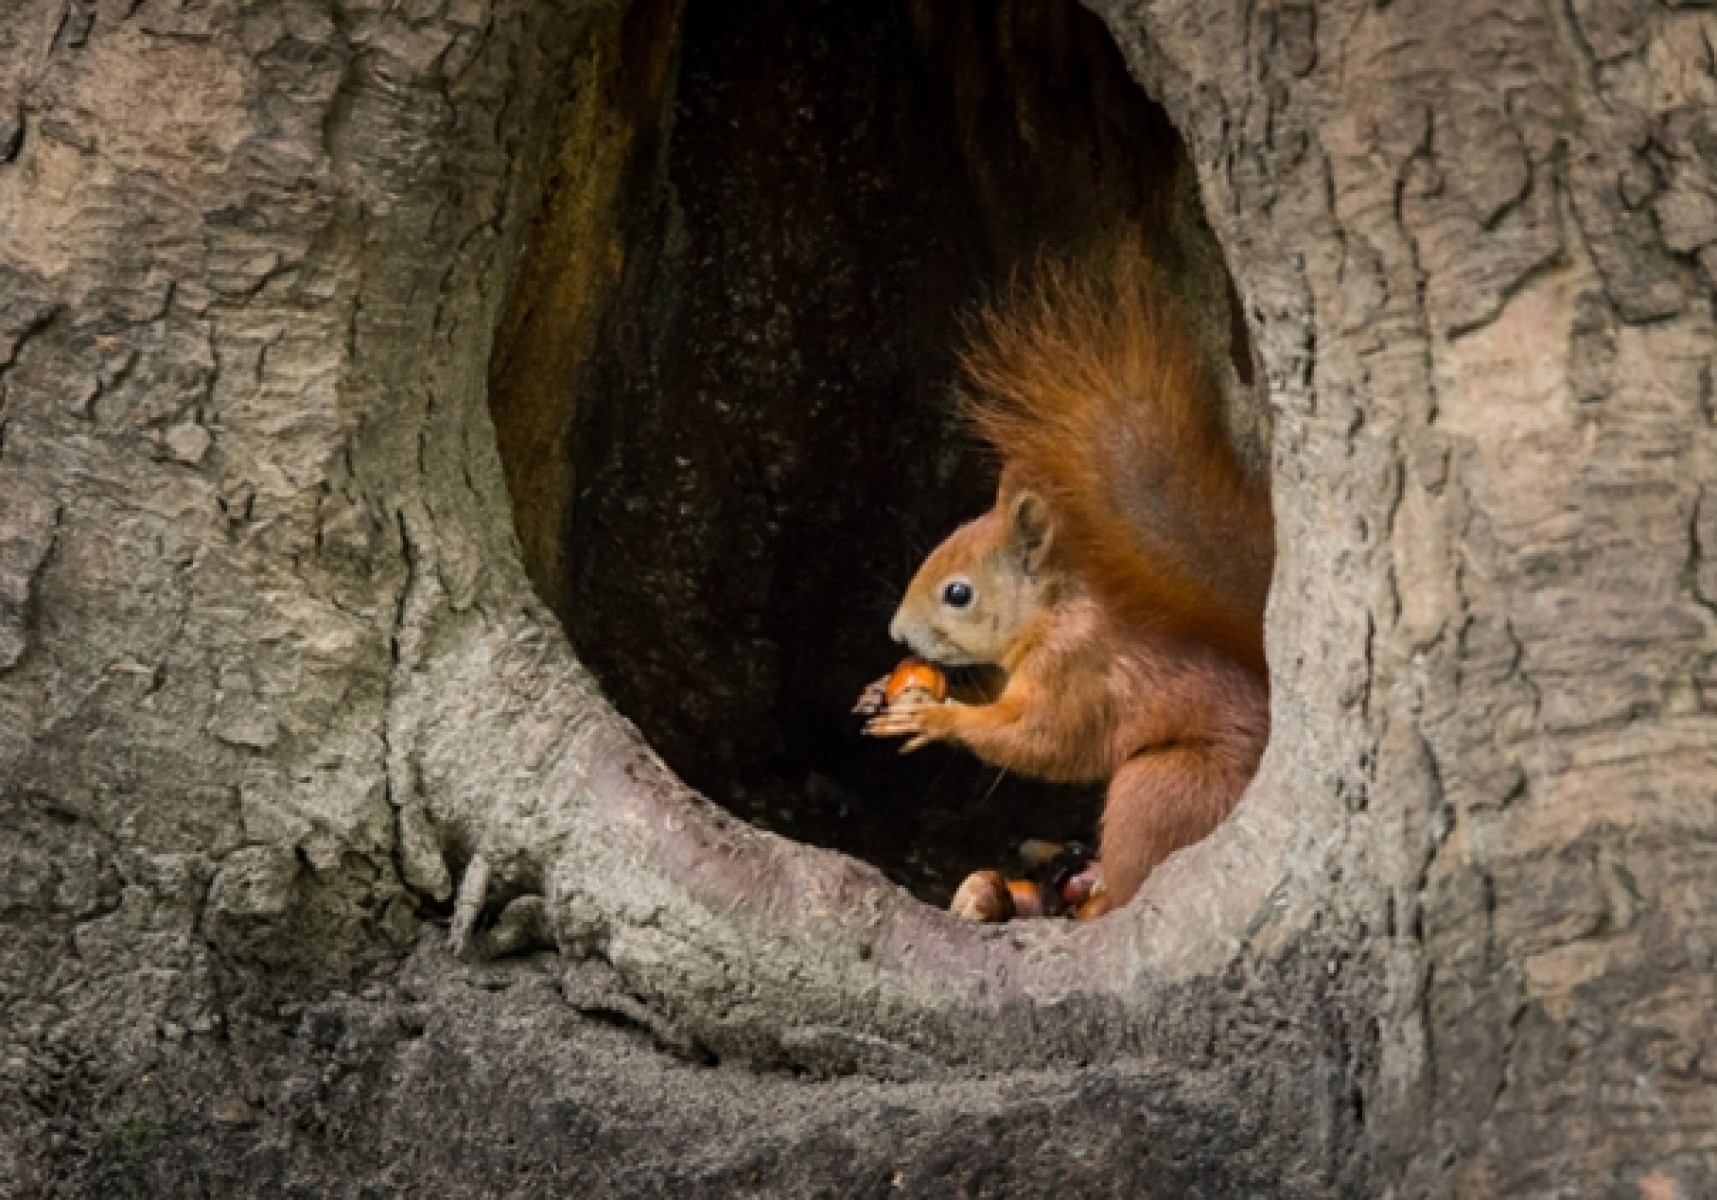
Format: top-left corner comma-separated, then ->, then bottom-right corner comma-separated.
887,610 -> 908,646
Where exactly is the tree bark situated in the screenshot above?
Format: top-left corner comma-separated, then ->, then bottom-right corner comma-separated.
1112,1 -> 1717,1191
1,0 -> 1712,1196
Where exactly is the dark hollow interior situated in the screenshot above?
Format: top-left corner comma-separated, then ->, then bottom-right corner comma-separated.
488,0 -> 1259,905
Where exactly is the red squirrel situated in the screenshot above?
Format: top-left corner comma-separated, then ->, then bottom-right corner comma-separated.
863,249 -> 1273,919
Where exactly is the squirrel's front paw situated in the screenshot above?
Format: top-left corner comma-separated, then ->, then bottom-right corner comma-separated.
851,674 -> 892,717
862,695 -> 958,753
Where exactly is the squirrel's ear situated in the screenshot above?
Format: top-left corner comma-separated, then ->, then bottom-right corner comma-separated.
1009,489 -> 1053,574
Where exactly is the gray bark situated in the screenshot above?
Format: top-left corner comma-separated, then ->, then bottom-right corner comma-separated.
1,0 -> 1713,1196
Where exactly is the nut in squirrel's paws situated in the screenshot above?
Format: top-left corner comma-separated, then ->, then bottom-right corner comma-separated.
883,659 -> 948,705
858,658 -> 952,751
854,657 -> 948,716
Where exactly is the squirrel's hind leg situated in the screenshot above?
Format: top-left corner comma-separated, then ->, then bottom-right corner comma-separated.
1097,747 -> 1240,909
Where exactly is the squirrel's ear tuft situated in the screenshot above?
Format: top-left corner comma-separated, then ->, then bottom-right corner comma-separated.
1009,490 -> 1053,574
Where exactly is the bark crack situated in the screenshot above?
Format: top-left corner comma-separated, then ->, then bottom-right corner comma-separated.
0,496 -> 62,673
1688,484 -> 1717,622
384,504 -> 453,905
0,305 -> 60,393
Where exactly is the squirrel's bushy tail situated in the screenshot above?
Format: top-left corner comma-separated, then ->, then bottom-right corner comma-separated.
959,245 -> 1274,673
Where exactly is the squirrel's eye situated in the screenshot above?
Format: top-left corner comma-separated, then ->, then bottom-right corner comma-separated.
942,580 -> 974,609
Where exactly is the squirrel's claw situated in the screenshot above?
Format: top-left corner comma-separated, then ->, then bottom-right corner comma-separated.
852,675 -> 891,717
865,697 -> 956,753
862,713 -> 910,738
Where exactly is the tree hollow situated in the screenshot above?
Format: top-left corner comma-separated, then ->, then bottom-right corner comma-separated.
487,0 -> 1264,904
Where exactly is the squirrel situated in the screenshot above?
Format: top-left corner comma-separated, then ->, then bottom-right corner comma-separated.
862,246 -> 1273,918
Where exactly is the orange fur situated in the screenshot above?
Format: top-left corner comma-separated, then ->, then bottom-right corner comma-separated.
960,251 -> 1273,674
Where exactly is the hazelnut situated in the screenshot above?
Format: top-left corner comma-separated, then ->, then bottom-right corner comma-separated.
1005,879 -> 1062,919
883,658 -> 948,705
949,869 -> 1012,922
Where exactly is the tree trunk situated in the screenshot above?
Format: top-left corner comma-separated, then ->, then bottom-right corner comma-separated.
2,0 -> 1712,1196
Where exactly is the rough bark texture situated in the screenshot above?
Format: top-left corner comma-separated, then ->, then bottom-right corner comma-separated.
1116,0 -> 1717,1190
0,1 -> 1712,1198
